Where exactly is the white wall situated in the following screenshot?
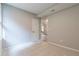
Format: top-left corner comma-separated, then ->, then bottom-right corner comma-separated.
48,5 -> 79,50
0,3 -> 2,55
2,4 -> 39,48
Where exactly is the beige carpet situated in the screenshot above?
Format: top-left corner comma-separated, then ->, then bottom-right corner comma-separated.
2,41 -> 79,56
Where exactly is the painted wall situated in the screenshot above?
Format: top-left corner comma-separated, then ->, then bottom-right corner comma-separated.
2,4 -> 39,48
48,5 -> 79,50
0,3 -> 2,55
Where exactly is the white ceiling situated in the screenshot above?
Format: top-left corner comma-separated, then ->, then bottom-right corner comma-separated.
8,3 -> 55,15
38,3 -> 78,17
7,3 -> 78,17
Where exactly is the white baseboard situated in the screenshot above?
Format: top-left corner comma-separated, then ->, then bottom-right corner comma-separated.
47,41 -> 79,53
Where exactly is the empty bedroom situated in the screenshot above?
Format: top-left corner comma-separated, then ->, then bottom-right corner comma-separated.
0,3 -> 79,56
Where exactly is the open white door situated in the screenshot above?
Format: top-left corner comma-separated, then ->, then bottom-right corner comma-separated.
32,18 -> 39,42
